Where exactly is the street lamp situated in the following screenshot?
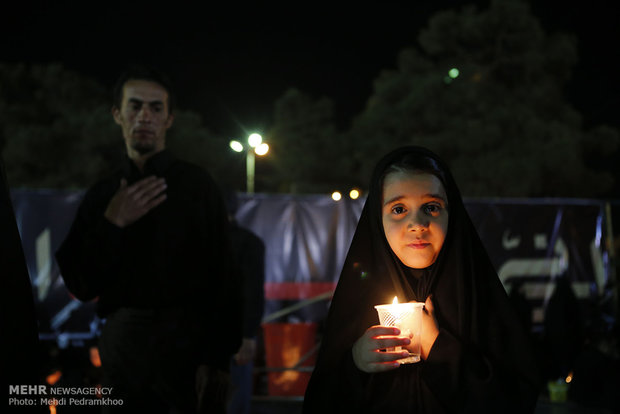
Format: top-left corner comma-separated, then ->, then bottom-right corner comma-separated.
229,133 -> 269,194
349,188 -> 361,199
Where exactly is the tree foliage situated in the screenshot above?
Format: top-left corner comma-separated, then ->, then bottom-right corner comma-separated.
165,111 -> 243,192
2,0 -> 618,197
266,88 -> 353,193
266,0 -> 618,197
349,0 -> 618,197
0,63 -> 122,189
0,63 -> 238,192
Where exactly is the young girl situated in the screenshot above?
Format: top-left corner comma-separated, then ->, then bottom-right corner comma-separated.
303,146 -> 541,413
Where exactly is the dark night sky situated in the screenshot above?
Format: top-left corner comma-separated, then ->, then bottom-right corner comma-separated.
2,1 -> 619,140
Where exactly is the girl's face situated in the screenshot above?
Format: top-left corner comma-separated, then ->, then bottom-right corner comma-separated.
382,171 -> 449,269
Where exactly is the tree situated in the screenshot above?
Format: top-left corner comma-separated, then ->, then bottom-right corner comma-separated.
0,63 -> 122,189
0,63 -> 236,192
346,0 -> 618,197
266,88 -> 354,193
165,111 -> 243,193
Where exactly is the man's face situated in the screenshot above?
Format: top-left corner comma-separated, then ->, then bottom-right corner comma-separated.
113,79 -> 174,157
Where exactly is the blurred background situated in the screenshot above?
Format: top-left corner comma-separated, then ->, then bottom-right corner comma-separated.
2,0 -> 619,197
2,0 -> 619,413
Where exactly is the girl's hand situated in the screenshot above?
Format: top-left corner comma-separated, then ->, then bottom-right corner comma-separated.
352,325 -> 411,373
421,295 -> 440,360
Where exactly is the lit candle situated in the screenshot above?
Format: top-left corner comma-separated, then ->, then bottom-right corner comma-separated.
374,296 -> 424,364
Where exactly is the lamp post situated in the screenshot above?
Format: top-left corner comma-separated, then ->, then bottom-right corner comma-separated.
229,133 -> 269,194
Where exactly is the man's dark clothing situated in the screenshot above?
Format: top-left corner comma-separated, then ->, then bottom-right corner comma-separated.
56,150 -> 242,413
229,223 -> 265,340
228,222 -> 265,414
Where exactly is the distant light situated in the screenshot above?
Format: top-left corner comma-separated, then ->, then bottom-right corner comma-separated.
89,346 -> 102,368
46,370 -> 62,385
230,140 -> 244,152
349,189 -> 360,199
255,143 -> 269,156
448,68 -> 460,78
565,372 -> 573,383
331,191 -> 342,201
248,133 -> 262,148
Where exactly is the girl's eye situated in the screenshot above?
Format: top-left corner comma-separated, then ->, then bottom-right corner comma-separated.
391,205 -> 406,215
423,204 -> 441,215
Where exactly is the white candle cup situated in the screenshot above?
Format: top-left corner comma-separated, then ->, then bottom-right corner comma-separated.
374,301 -> 424,364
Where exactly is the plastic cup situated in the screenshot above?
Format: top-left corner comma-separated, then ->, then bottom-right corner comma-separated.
374,301 -> 424,364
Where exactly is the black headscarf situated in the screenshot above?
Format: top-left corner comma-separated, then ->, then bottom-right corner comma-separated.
303,146 -> 541,413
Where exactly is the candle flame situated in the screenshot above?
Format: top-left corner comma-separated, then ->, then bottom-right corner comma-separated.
392,296 -> 399,304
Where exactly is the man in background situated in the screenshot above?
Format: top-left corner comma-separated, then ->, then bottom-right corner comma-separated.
56,66 -> 242,413
226,193 -> 265,414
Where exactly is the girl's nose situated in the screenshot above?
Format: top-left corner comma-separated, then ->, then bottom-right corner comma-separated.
407,211 -> 429,231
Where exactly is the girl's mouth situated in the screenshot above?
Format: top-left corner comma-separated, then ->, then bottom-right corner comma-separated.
408,241 -> 430,249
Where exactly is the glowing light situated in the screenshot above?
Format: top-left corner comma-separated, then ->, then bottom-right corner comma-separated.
248,133 -> 262,147
565,372 -> 573,383
90,346 -> 102,368
349,189 -> 360,199
46,370 -> 62,385
388,296 -> 403,320
331,191 -> 342,201
255,143 -> 269,156
230,140 -> 244,152
448,68 -> 460,78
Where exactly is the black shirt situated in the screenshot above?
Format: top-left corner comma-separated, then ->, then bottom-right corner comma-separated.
56,150 -> 242,359
229,222 -> 265,338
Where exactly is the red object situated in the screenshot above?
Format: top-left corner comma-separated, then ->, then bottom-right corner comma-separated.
262,322 -> 318,396
264,282 -> 336,300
